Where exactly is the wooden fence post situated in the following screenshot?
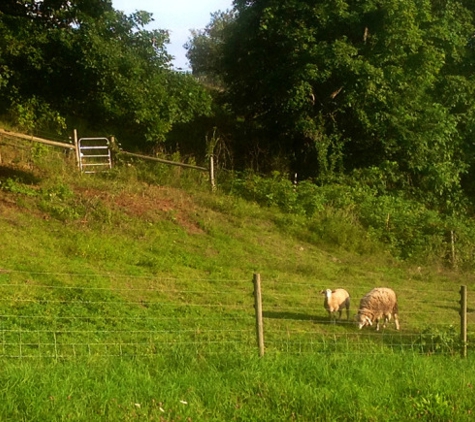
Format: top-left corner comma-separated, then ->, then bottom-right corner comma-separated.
451,230 -> 457,270
73,129 -> 80,169
253,273 -> 265,357
460,285 -> 467,358
209,155 -> 216,192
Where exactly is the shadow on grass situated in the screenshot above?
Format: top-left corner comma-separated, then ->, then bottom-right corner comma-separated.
263,311 -> 357,328
263,311 -> 316,322
437,304 -> 475,314
0,165 -> 40,185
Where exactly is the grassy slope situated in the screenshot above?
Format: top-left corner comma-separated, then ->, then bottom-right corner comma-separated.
1,136 -> 475,420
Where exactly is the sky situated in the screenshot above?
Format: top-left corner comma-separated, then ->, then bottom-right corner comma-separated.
112,0 -> 233,70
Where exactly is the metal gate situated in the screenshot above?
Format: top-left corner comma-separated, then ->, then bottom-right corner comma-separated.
77,137 -> 112,173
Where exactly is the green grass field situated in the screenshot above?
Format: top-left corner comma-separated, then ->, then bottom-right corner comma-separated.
1,353 -> 474,421
1,134 -> 475,420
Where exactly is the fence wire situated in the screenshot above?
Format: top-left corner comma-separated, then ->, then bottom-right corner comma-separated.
0,270 -> 471,358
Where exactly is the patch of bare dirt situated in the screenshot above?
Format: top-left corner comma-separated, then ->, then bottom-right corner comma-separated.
75,185 -> 204,234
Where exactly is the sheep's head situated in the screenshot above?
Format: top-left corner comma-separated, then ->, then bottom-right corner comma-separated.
321,289 -> 332,298
356,313 -> 373,329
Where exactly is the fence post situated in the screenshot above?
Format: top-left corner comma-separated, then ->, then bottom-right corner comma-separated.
253,273 -> 265,357
460,285 -> 467,358
451,230 -> 457,270
110,136 -> 117,152
73,129 -> 80,169
209,155 -> 216,192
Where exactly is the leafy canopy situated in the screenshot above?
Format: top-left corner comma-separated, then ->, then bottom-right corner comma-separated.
211,0 -> 475,206
0,0 -> 212,148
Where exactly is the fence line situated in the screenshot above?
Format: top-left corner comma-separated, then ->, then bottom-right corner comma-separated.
0,269 -> 471,359
0,273 -> 460,293
1,128 -> 216,189
0,283 -> 251,292
0,315 -> 251,322
252,274 -> 471,358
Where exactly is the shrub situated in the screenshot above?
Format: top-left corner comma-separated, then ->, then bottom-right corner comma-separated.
413,326 -> 459,355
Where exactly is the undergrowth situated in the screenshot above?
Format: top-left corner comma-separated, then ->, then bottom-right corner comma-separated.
222,170 -> 475,269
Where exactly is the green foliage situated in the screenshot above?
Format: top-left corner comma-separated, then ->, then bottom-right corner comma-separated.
185,9 -> 235,88
0,177 -> 83,221
358,194 -> 446,260
0,0 -> 212,149
413,326 -> 459,356
217,0 -> 475,201
223,171 -> 339,210
9,97 -> 67,135
0,178 -> 38,196
222,170 -> 475,265
408,392 -> 453,421
38,183 -> 80,221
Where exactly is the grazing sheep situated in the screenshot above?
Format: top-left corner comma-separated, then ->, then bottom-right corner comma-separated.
321,288 -> 350,323
356,287 -> 400,330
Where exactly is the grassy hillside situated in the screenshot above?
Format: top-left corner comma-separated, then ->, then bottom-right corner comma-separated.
1,132 -> 475,420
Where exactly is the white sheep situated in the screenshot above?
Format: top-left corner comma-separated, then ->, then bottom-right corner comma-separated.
321,288 -> 350,323
356,287 -> 400,330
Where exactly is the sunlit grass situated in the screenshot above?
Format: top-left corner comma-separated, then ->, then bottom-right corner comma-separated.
0,353 -> 474,421
1,135 -> 475,420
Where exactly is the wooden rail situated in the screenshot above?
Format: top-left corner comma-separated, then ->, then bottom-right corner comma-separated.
0,128 -> 74,150
1,128 -> 216,189
118,150 -> 208,171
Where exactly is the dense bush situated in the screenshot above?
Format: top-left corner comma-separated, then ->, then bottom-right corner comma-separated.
223,171 -> 475,267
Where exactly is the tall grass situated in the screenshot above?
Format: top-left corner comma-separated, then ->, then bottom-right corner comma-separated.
1,353 -> 474,421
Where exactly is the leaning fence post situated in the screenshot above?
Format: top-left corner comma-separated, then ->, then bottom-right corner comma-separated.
253,273 -> 265,357
460,285 -> 467,358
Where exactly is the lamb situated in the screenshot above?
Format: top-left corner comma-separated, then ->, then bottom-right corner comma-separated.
356,287 -> 400,330
320,288 -> 350,323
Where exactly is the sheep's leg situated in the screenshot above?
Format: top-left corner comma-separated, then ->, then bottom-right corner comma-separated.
394,314 -> 400,330
375,318 -> 380,331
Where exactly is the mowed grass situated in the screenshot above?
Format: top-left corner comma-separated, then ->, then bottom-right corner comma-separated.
1,136 -> 475,420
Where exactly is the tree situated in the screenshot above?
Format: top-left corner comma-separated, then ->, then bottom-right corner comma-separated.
221,0 -> 475,203
70,9 -> 212,147
185,10 -> 235,88
0,0 -> 212,148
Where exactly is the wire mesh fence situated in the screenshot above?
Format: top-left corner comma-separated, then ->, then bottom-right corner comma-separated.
258,279 -> 471,357
0,270 -> 471,359
0,271 -> 257,359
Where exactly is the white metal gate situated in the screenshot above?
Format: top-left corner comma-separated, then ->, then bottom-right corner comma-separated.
77,137 -> 112,173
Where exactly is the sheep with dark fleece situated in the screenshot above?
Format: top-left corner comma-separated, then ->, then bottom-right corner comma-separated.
356,287 -> 400,330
